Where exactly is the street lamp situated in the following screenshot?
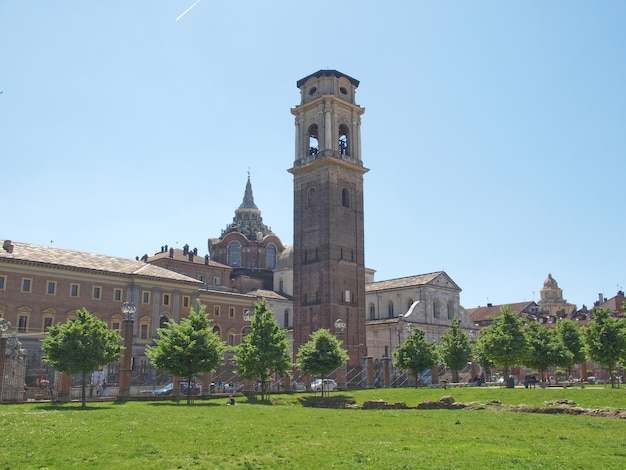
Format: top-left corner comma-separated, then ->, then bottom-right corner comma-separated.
0,318 -> 10,337
121,302 -> 136,321
118,302 -> 136,400
334,318 -> 346,334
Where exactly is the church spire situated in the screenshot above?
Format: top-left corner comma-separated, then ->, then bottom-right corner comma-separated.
238,174 -> 258,210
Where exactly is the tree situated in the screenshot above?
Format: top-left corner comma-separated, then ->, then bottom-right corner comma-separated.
478,305 -> 527,387
394,328 -> 438,387
146,303 -> 225,404
296,328 -> 349,397
523,321 -> 572,382
438,318 -> 472,383
554,319 -> 586,378
42,308 -> 122,408
233,298 -> 291,400
583,307 -> 626,388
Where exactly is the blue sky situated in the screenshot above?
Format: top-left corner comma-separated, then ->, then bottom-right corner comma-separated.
1,1 -> 624,311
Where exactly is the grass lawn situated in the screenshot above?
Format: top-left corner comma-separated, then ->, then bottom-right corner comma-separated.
1,386 -> 625,469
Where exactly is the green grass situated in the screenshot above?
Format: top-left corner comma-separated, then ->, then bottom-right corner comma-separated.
1,386 -> 626,469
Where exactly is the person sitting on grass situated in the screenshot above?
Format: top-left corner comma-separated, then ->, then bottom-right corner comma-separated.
226,395 -> 236,406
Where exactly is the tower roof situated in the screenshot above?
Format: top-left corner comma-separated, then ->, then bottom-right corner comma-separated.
296,69 -> 360,88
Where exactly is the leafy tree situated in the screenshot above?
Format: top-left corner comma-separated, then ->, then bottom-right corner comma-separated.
438,318 -> 472,383
233,298 -> 291,400
42,308 -> 122,408
523,321 -> 572,382
394,328 -> 438,387
297,328 -> 349,397
554,319 -> 586,378
583,307 -> 626,388
146,303 -> 225,404
478,305 -> 528,387
472,339 -> 495,380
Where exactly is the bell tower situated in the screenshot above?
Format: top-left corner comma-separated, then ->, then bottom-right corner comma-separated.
289,70 -> 368,369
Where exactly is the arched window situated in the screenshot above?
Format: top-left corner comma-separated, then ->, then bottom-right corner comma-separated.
227,241 -> 242,267
266,243 -> 276,269
387,301 -> 394,318
228,328 -> 236,346
283,309 -> 290,328
338,124 -> 349,156
279,278 -> 284,293
308,124 -> 319,155
159,314 -> 169,329
213,325 -> 221,338
433,299 -> 440,319
342,188 -> 350,207
369,303 -> 376,320
308,187 -> 316,207
242,326 -> 252,337
447,301 -> 454,319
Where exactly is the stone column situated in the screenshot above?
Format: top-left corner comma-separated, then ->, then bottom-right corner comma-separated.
0,336 -> 6,402
335,366 -> 346,390
382,356 -> 391,387
57,372 -> 71,402
361,356 -> 373,388
117,318 -> 134,400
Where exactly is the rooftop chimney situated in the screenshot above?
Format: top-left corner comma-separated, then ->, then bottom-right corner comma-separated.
3,240 -> 14,253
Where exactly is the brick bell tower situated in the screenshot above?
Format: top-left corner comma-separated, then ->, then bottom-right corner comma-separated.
289,70 -> 368,370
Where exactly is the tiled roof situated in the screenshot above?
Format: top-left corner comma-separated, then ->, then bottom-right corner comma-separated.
0,240 -> 201,284
466,301 -> 536,323
366,272 -> 456,292
247,289 -> 292,301
146,249 -> 230,268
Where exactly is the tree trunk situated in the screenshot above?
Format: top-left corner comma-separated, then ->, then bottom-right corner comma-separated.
81,372 -> 87,408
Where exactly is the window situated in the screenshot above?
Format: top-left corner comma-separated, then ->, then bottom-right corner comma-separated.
266,243 -> 277,269
227,241 -> 242,267
70,284 -> 79,297
447,301 -> 454,320
307,187 -> 316,207
0,275 -> 5,290
214,306 -> 220,317
213,325 -> 221,337
47,281 -> 56,295
159,315 -> 169,329
163,294 -> 170,306
112,321 -> 120,332
93,286 -> 101,300
339,124 -> 349,156
142,291 -> 150,304
43,317 -> 53,332
18,315 -> 28,332
21,278 -> 32,293
228,329 -> 236,347
140,324 -> 148,340
369,303 -> 376,320
343,290 -> 351,302
183,296 -> 190,308
213,277 -> 220,285
433,299 -> 440,319
342,188 -> 350,207
387,301 -> 394,319
198,275 -> 204,282
279,278 -> 284,293
114,288 -> 122,302
283,309 -> 290,329
308,124 -> 319,155
229,307 -> 235,318
407,299 -> 413,311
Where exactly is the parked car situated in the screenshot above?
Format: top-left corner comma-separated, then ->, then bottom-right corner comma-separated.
311,378 -> 337,392
152,382 -> 201,396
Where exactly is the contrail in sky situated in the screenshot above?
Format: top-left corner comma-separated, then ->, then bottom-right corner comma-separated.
176,0 -> 201,21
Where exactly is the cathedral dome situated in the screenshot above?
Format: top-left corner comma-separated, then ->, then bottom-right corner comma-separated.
275,245 -> 293,270
543,274 -> 558,288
